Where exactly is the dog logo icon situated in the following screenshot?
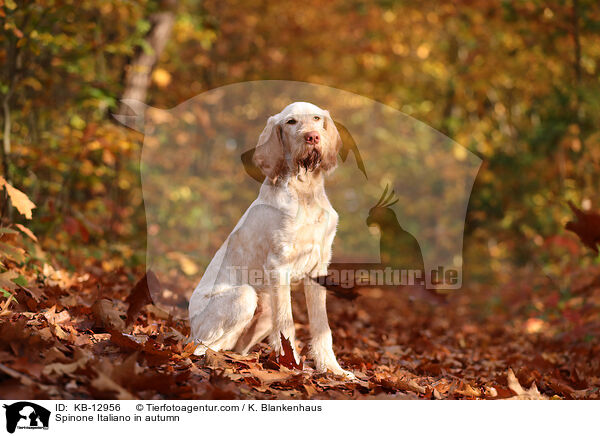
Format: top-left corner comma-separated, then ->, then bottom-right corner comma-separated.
3,402 -> 50,433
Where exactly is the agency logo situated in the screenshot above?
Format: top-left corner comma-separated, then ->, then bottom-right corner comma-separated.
2,402 -> 50,434
114,80 -> 482,318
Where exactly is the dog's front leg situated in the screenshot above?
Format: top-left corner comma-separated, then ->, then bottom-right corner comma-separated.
268,277 -> 300,365
304,280 -> 354,378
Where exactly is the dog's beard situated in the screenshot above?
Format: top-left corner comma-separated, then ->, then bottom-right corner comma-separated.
296,148 -> 322,173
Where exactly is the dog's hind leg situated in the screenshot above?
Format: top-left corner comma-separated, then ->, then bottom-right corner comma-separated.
189,284 -> 258,355
234,293 -> 272,354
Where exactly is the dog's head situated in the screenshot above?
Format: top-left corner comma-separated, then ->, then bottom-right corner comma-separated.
253,102 -> 342,182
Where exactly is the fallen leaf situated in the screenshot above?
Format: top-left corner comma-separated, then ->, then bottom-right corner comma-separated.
278,333 -> 302,370
505,368 -> 547,400
92,299 -> 126,331
90,371 -> 136,400
125,271 -> 158,325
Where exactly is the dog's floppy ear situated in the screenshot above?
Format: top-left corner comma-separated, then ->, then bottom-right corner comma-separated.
241,148 -> 266,183
253,115 -> 285,182
334,120 -> 368,179
321,111 -> 343,172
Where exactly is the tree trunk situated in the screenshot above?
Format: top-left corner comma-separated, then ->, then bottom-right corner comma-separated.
113,7 -> 175,235
119,11 -> 175,114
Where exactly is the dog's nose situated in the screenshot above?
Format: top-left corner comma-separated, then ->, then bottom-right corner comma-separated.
304,131 -> 320,145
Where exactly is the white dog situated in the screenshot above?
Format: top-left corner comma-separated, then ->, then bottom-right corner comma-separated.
189,102 -> 353,377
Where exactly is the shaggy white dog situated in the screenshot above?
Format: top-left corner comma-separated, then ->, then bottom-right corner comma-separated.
189,102 -> 352,377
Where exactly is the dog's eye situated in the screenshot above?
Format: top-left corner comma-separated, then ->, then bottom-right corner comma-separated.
313,116 -> 321,121
287,119 -> 297,125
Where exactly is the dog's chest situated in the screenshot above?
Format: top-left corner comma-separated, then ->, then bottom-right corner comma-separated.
282,202 -> 331,277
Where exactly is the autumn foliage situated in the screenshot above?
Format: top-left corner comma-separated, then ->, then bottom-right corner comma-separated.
1,0 -> 600,399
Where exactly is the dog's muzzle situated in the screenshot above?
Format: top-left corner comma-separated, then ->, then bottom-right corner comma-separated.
297,147 -> 322,172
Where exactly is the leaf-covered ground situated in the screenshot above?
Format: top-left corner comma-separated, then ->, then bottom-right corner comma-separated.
1,262 -> 599,400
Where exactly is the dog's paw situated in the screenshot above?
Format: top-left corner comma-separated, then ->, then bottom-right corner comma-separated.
315,360 -> 355,380
329,367 -> 356,380
192,343 -> 208,356
340,369 -> 357,380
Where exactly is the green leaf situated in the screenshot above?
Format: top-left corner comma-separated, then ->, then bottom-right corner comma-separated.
12,274 -> 27,287
0,288 -> 17,303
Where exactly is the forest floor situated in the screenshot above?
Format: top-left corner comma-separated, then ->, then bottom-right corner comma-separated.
1,262 -> 599,400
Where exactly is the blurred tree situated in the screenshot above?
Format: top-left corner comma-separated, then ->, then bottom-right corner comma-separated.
120,0 -> 176,112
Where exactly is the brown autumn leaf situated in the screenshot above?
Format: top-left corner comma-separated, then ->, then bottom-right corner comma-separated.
278,333 -> 302,370
505,368 -> 547,400
108,330 -> 173,363
0,242 -> 26,262
547,378 -> 574,399
22,284 -> 45,302
204,349 -> 233,370
243,366 -> 294,385
374,372 -> 426,394
90,371 -> 136,400
0,177 -> 36,219
92,299 -> 126,331
565,201 -> 600,254
43,306 -> 71,325
0,270 -> 19,290
455,381 -> 482,398
125,270 -> 158,325
43,350 -> 89,377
